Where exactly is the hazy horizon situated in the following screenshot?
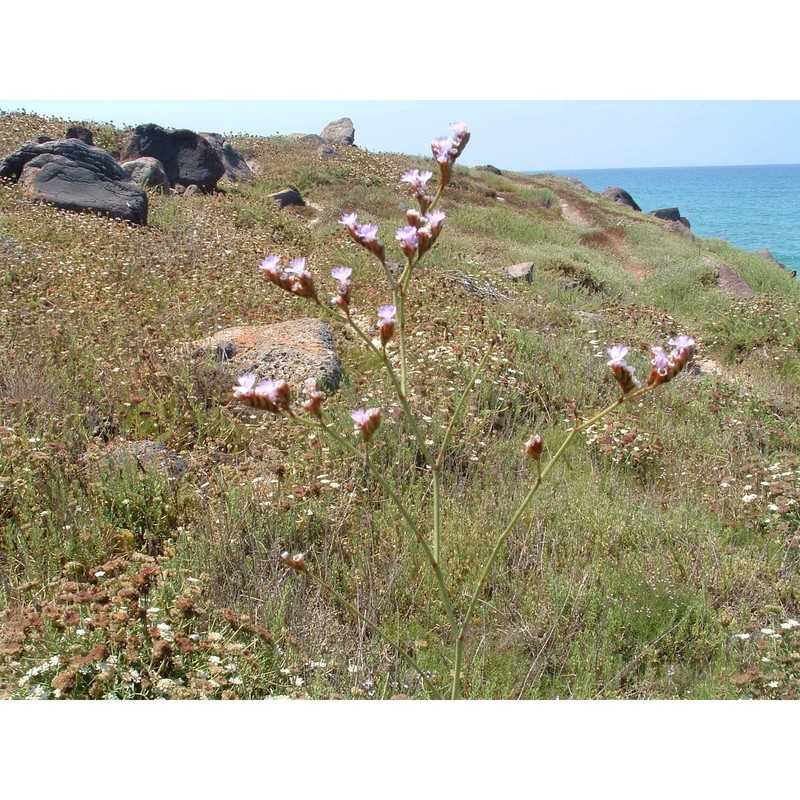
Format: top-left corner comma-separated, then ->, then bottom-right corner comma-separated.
2,100 -> 798,173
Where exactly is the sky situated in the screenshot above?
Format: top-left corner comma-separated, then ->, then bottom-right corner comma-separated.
0,99 -> 798,171
2,2 -> 797,172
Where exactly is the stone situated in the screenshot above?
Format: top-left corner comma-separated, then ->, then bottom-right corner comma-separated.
291,133 -> 325,145
507,262 -> 534,282
566,177 -> 591,191
270,186 -> 305,208
478,164 -> 502,175
36,135 -> 53,144
119,123 -> 225,191
755,248 -> 789,270
183,184 -> 201,197
318,145 -> 338,159
664,220 -> 695,241
198,133 -> 253,182
191,318 -> 342,396
0,139 -> 147,224
120,156 -> 171,194
601,186 -> 641,211
65,125 -> 94,146
650,207 -> 682,222
712,259 -> 756,298
320,117 -> 355,146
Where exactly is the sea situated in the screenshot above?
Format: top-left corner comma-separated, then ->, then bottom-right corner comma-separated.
546,164 -> 800,272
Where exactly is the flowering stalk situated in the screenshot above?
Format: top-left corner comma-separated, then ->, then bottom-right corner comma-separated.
449,337 -> 696,699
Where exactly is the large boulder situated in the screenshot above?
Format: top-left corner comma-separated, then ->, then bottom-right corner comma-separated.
320,117 -> 355,146
0,139 -> 147,224
198,133 -> 253,182
120,156 -> 171,194
191,318 -> 342,396
119,124 -> 225,191
601,186 -> 641,211
650,207 -> 681,222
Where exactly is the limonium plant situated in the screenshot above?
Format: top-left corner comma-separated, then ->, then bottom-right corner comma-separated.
234,123 -> 696,699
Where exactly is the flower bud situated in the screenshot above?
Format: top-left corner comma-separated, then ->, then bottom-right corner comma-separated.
607,345 -> 641,395
281,551 -> 307,573
301,378 -> 326,418
524,434 -> 543,460
351,408 -> 381,443
377,305 -> 396,347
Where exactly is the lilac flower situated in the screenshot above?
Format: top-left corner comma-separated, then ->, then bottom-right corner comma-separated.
425,210 -> 446,232
259,254 -> 282,279
651,347 -> 670,377
286,257 -> 307,276
331,266 -> 352,288
355,223 -> 379,243
377,304 -> 396,323
607,345 -> 640,394
668,335 -> 695,351
607,345 -> 629,366
448,122 -> 471,157
351,408 -> 381,443
432,136 -> 452,162
401,169 -> 434,190
338,212 -> 358,231
331,267 -> 352,312
396,225 -> 419,257
233,373 -> 258,398
302,377 -> 326,418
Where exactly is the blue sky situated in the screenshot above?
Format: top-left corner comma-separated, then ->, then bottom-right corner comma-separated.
2,100 -> 798,171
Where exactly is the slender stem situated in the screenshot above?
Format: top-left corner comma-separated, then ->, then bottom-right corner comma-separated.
299,566 -> 442,699
450,386 -> 653,697
432,468 -> 442,564
452,635 -> 464,700
435,339 -> 496,471
395,285 -> 407,396
304,415 -> 459,636
317,300 -> 435,470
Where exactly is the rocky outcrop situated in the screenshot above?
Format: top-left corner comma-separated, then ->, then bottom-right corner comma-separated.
321,118 -> 355,146
191,318 -> 342,395
0,139 -> 147,224
478,165 -> 503,175
119,124 -> 225,191
198,133 -> 252,182
91,440 -> 188,479
601,186 -> 641,211
120,156 -> 171,194
291,133 -> 325,145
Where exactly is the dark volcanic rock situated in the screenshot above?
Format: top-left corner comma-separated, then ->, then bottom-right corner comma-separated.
270,186 -> 305,208
650,207 -> 682,222
65,126 -> 94,146
119,124 -> 225,191
320,117 -> 355,146
120,156 -> 171,194
0,139 -> 147,224
664,220 -> 695,240
199,133 -> 253,182
478,164 -> 503,175
291,133 -> 325,145
601,186 -> 641,211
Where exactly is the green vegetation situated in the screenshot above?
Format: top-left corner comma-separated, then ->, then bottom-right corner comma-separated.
2,110 -> 800,700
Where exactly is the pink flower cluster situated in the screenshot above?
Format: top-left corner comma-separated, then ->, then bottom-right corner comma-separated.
607,336 -> 696,395
351,408 -> 381,442
232,373 -> 292,414
338,213 -> 386,264
395,209 -> 446,259
431,122 -> 471,188
259,255 -> 319,302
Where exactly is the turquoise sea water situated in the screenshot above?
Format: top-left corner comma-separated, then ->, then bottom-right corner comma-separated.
548,164 -> 800,271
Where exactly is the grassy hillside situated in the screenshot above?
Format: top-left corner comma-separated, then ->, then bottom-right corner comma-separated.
2,110 -> 799,699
